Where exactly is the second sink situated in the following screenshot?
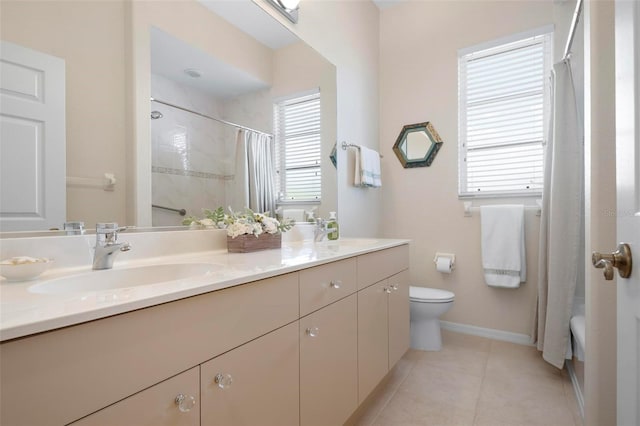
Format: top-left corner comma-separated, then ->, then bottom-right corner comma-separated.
29,263 -> 222,294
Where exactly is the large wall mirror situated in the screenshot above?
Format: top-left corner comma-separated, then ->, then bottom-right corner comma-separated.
0,0 -> 337,233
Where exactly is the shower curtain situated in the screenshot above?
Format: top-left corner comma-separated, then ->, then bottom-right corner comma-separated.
233,129 -> 277,215
534,59 -> 584,369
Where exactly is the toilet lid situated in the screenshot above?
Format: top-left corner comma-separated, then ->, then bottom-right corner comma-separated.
409,286 -> 455,303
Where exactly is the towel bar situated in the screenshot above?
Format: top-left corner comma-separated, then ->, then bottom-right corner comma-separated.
341,141 -> 383,158
463,200 -> 542,217
152,204 -> 187,216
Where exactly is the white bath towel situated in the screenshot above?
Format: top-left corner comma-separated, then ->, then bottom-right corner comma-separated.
354,145 -> 382,188
480,205 -> 526,288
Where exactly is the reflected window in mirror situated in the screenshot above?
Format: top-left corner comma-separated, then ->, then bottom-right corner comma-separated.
392,122 -> 443,168
274,90 -> 321,204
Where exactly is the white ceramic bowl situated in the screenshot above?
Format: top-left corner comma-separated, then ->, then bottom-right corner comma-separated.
0,257 -> 53,282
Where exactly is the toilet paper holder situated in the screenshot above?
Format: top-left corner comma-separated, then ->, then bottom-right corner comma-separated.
433,252 -> 455,271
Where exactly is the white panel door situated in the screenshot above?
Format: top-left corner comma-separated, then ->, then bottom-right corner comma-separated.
0,41 -> 65,231
614,1 -> 640,424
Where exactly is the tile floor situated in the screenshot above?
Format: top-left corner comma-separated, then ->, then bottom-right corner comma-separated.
353,330 -> 582,426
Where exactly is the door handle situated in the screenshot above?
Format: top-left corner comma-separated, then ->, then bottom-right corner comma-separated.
592,243 -> 632,280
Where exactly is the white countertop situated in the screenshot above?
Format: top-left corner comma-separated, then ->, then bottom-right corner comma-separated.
0,237 -> 409,342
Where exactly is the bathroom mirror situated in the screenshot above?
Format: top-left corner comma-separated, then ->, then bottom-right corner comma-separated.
392,122 -> 443,168
0,0 -> 337,233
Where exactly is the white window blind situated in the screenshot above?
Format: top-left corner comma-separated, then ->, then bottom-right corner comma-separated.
458,29 -> 552,198
274,91 -> 321,203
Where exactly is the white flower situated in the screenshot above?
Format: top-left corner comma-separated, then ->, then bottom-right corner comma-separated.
199,218 -> 215,228
262,217 -> 279,234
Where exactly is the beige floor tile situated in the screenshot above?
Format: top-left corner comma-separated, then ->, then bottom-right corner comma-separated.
487,340 -> 566,380
352,351 -> 419,426
414,343 -> 490,378
474,368 -> 575,426
442,330 -> 493,353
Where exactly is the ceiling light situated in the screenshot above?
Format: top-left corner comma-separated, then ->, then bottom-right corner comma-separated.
266,0 -> 299,23
184,68 -> 202,78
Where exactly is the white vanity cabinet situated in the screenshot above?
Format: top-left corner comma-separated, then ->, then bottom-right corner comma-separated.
200,322 -> 300,426
0,242 -> 410,426
356,246 -> 410,403
300,294 -> 358,426
70,367 -> 200,426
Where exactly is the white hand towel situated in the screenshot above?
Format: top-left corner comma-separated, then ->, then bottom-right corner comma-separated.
354,145 -> 381,188
480,205 -> 526,288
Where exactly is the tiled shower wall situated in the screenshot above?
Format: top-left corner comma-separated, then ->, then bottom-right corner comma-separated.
150,74 -> 230,226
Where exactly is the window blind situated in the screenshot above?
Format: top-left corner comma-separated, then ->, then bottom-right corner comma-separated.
458,31 -> 552,197
274,91 -> 321,203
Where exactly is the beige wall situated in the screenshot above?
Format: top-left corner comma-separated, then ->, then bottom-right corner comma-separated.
583,1 -> 617,424
378,1 -> 554,335
255,0 -> 382,237
1,0 -> 128,227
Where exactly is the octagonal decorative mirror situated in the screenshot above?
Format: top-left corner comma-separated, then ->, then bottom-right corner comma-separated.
392,121 -> 443,168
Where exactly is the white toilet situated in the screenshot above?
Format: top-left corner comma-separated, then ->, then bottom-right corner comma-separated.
409,286 -> 455,351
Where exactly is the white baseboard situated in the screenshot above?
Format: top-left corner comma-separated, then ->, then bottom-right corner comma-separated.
440,320 -> 533,346
566,360 -> 585,419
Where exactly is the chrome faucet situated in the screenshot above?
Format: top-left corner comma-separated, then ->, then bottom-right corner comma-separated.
314,218 -> 329,242
93,223 -> 131,270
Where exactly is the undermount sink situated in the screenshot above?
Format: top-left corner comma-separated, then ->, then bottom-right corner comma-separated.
29,263 -> 222,294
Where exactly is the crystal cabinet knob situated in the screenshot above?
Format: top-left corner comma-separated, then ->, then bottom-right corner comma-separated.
391,284 -> 399,291
384,287 -> 392,294
214,373 -> 233,389
306,327 -> 320,337
175,394 -> 196,413
330,280 -> 342,289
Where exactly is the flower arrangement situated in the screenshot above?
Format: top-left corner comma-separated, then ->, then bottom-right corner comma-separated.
183,207 -> 294,239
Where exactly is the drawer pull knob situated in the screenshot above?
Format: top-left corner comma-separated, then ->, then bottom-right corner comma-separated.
306,327 -> 320,337
391,284 -> 399,291
175,394 -> 196,412
214,373 -> 233,389
384,287 -> 392,294
330,280 -> 342,289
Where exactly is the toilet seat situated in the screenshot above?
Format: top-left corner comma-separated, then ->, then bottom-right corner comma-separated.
410,286 -> 455,303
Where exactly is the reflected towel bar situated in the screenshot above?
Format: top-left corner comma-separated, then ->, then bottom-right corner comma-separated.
152,204 -> 187,216
464,200 -> 542,217
341,141 -> 383,158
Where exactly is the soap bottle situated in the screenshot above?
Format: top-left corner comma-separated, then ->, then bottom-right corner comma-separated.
327,211 -> 339,240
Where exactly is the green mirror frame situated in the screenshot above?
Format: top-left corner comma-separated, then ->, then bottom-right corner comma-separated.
392,121 -> 443,168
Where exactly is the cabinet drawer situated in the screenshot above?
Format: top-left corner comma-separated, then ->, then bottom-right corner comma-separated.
201,322 -> 299,426
0,272 -> 298,426
357,244 -> 409,290
70,367 -> 200,426
299,258 -> 357,316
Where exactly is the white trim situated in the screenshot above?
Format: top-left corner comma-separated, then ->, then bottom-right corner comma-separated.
457,24 -> 555,57
440,321 -> 533,346
566,360 -> 585,419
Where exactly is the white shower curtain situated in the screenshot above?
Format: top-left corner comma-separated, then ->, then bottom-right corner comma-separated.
233,129 -> 277,215
534,59 -> 584,369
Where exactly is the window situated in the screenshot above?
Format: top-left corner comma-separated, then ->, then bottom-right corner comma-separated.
274,90 -> 321,204
458,28 -> 552,198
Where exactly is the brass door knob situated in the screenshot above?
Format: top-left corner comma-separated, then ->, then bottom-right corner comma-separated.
592,243 -> 633,280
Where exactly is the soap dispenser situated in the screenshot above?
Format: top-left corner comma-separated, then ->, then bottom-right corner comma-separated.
327,211 -> 339,240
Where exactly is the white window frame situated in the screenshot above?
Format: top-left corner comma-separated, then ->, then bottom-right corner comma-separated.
274,89 -> 322,205
458,26 -> 553,198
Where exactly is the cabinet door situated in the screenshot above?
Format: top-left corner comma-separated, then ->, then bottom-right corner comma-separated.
357,279 -> 389,404
300,294 -> 358,426
201,322 -> 299,426
388,269 -> 410,368
70,367 -> 199,426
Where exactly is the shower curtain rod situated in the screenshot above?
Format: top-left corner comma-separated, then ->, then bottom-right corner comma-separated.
562,0 -> 583,61
150,97 -> 273,137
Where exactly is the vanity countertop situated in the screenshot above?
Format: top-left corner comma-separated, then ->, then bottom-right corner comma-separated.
0,237 -> 409,342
